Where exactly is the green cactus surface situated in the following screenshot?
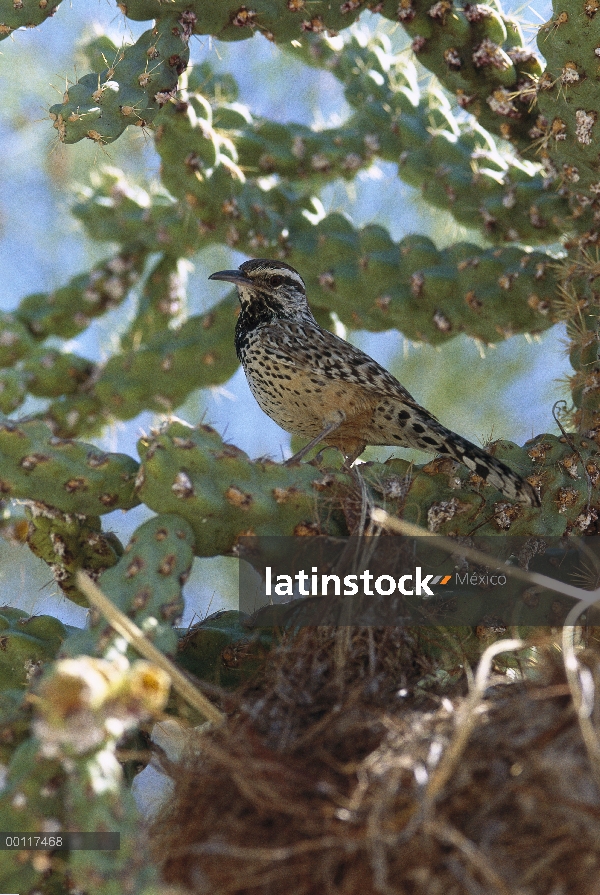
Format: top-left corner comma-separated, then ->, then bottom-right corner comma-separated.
49,15 -> 191,146
120,253 -> 189,350
94,294 -> 240,418
75,166 -> 559,343
0,0 -> 63,41
135,420 -> 350,555
535,0 -> 600,203
16,253 -> 145,341
0,606 -> 68,689
87,513 -> 194,654
25,508 -> 124,605
0,368 -> 29,414
0,417 -> 139,515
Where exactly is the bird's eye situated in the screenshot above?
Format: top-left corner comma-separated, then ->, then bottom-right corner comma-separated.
270,275 -> 285,287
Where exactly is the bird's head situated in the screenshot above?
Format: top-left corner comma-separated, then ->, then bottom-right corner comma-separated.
209,259 -> 312,324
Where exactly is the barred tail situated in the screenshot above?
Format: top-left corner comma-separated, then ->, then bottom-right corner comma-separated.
373,402 -> 540,506
426,423 -> 540,507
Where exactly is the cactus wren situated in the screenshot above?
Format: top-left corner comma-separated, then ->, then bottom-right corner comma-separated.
209,259 -> 539,506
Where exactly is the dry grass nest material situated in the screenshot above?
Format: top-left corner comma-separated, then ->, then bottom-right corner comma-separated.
149,626 -> 600,894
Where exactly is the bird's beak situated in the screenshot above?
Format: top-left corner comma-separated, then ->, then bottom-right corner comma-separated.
208,269 -> 251,286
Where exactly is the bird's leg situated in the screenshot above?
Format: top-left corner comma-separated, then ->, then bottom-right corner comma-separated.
285,411 -> 345,466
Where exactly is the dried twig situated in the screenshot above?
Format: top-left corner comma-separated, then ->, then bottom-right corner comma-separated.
76,571 -> 225,725
371,508 -> 600,604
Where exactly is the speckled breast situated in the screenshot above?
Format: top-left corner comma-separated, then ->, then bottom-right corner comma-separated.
240,331 -> 329,438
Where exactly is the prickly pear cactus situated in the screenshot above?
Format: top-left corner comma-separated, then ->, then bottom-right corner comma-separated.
49,16 -> 191,145
0,0 -> 63,40
0,417 -> 139,514
65,513 -> 195,655
2,2 -> 600,891
135,420 -> 349,554
24,507 -> 124,605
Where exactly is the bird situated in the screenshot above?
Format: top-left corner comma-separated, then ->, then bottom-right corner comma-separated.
209,259 -> 540,507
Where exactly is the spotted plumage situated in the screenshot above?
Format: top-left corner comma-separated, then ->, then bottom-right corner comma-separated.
209,259 -> 540,506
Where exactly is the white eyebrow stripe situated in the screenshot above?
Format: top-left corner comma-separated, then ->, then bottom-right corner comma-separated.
241,260 -> 306,289
273,271 -> 305,288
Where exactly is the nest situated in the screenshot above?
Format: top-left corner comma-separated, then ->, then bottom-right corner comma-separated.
149,626 -> 600,894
